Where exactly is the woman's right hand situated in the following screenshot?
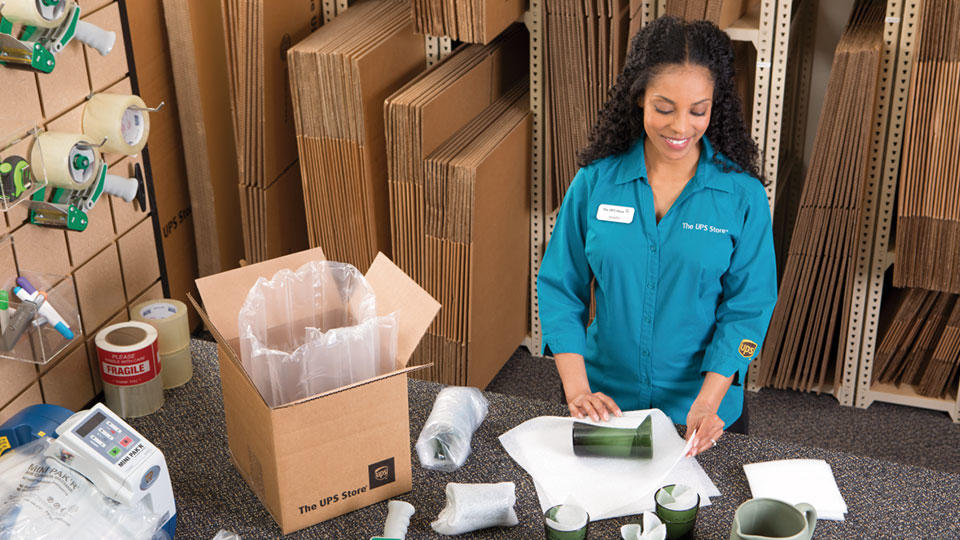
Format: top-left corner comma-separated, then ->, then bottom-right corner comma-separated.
567,391 -> 622,422
554,352 -> 623,421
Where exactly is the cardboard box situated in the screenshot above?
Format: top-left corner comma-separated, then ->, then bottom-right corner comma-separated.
192,247 -> 439,533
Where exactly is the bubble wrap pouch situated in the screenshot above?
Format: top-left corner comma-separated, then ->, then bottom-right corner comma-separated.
0,438 -> 165,539
238,260 -> 398,407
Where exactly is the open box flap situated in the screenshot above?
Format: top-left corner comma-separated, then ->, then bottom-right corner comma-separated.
194,247 -> 326,342
365,252 -> 441,368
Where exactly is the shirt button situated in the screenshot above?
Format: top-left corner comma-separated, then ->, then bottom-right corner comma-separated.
650,245 -> 657,252
644,316 -> 652,323
641,350 -> 650,357
647,283 -> 655,290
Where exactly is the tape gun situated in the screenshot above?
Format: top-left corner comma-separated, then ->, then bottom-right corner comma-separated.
45,402 -> 177,538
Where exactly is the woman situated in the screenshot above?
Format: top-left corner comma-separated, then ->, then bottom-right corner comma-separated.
537,17 -> 778,457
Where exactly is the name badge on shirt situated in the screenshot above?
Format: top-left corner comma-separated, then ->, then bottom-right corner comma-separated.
596,204 -> 635,224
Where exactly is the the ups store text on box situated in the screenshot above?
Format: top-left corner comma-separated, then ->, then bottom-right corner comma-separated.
192,247 -> 439,533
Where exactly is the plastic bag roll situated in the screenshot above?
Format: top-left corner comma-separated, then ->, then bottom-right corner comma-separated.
82,94 -> 149,155
30,132 -> 100,190
95,321 -> 164,418
416,387 -> 489,472
0,0 -> 68,28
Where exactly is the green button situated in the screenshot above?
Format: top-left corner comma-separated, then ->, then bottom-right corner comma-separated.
109,447 -> 122,457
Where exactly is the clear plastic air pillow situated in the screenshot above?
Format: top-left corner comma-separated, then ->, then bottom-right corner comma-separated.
238,260 -> 398,407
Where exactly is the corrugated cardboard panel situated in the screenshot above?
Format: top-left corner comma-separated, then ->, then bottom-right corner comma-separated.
0,383 -> 42,424
272,374 -> 412,533
44,102 -> 85,133
40,344 -> 95,410
216,342 -> 280,520
36,39 -> 89,120
127,279 -> 164,318
118,218 -> 161,299
12,222 -> 70,277
0,69 -> 42,144
195,247 -> 326,341
66,196 -> 116,268
74,245 -> 125,330
0,359 -> 38,411
125,0 -> 200,330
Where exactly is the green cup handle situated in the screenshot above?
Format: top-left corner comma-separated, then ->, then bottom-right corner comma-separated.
794,503 -> 817,539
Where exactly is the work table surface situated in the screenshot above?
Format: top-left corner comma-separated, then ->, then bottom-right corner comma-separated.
130,341 -> 960,539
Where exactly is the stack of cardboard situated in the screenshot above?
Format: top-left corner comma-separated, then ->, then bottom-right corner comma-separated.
288,0 -> 426,271
893,1 -> 960,294
874,289 -> 960,397
919,298 -> 960,397
385,26 -> 529,387
221,0 -> 315,262
412,0 -> 525,44
545,0 -> 629,207
757,0 -> 883,392
663,0 -> 747,27
418,85 -> 531,387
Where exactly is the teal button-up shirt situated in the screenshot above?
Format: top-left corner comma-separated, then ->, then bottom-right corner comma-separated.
537,136 -> 777,426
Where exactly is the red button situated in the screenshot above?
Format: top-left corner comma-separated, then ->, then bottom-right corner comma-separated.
119,436 -> 133,447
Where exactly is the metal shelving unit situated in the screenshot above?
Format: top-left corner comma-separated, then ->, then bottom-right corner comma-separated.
854,0 -> 960,422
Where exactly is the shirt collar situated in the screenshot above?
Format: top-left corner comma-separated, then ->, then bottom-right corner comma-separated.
613,134 -> 733,193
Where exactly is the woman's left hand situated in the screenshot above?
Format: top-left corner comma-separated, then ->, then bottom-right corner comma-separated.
685,401 -> 725,456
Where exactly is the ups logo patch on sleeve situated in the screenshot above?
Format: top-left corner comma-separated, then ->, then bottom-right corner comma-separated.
738,339 -> 758,358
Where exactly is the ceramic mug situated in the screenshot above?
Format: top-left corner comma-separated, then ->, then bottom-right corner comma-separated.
729,498 -> 817,540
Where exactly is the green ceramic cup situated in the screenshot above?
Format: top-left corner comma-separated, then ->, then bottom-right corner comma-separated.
661,516 -> 696,539
655,484 -> 699,539
655,484 -> 700,522
544,504 -> 590,540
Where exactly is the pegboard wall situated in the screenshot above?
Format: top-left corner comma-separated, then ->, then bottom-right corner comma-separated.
0,0 -> 165,422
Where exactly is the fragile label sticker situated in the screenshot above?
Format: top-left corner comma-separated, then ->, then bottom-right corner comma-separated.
98,342 -> 160,386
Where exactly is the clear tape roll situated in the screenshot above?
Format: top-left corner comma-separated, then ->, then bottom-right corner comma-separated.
30,132 -> 100,190
95,321 -> 164,418
0,0 -> 69,28
82,94 -> 150,155
160,344 -> 192,389
132,299 -> 189,354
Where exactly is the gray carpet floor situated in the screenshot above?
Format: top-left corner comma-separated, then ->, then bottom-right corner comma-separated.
486,347 -> 960,475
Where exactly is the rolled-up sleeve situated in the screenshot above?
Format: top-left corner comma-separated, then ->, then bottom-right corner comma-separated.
537,167 -> 594,357
700,183 -> 778,384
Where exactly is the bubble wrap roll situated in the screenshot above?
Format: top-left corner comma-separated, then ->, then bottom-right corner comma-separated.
416,386 -> 489,472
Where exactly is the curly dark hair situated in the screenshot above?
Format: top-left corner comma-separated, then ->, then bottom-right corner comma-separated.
577,16 -> 763,182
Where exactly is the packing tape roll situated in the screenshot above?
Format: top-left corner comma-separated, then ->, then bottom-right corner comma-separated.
132,299 -> 189,355
0,0 -> 69,28
160,343 -> 192,389
82,94 -> 150,155
30,132 -> 100,190
95,321 -> 164,418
